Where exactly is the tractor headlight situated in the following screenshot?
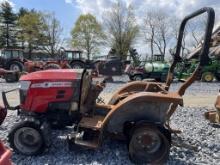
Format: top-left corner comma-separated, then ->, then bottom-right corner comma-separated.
19,81 -> 31,104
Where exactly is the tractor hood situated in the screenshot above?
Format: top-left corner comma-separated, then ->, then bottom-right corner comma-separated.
20,69 -> 85,81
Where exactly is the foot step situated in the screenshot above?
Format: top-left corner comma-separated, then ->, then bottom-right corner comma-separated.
68,129 -> 101,150
79,115 -> 105,130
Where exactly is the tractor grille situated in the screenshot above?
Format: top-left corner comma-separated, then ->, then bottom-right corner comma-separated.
19,81 -> 31,104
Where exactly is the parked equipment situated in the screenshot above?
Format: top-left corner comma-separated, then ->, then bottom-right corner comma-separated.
0,48 -> 26,72
176,52 -> 220,82
176,24 -> 220,82
126,54 -> 170,81
62,49 -> 94,69
24,60 -> 71,73
63,48 -> 130,76
1,8 -> 215,164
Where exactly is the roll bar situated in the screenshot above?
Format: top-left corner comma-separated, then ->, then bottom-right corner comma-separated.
165,7 -> 215,94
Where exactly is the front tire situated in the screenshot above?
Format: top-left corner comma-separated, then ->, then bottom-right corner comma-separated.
133,75 -> 143,81
9,61 -> 24,72
128,125 -> 170,164
8,120 -> 49,155
70,61 -> 85,69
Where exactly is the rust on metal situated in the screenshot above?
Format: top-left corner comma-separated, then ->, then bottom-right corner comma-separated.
101,91 -> 183,135
178,65 -> 202,96
79,115 -> 104,130
108,81 -> 168,105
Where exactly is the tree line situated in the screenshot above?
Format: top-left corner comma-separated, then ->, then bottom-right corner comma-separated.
0,1 -> 204,60
0,1 -> 63,58
71,1 -> 205,61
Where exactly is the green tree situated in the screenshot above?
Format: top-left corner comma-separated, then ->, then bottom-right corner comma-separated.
0,1 -> 17,48
17,7 -> 29,49
17,7 -> 29,18
18,11 -> 47,59
104,1 -> 139,60
71,14 -> 105,60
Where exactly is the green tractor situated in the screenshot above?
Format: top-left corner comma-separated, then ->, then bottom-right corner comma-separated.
201,58 -> 220,82
176,57 -> 220,82
176,24 -> 220,82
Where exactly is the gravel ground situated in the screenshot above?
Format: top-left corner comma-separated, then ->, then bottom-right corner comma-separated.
0,77 -> 220,165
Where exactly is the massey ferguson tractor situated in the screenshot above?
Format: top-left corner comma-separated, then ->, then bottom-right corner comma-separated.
1,8 -> 215,164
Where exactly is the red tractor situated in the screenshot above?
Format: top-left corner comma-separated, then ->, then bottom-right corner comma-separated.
24,60 -> 71,73
1,8 -> 215,164
0,48 -> 26,72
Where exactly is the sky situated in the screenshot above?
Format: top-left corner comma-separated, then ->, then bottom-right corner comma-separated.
2,0 -> 220,56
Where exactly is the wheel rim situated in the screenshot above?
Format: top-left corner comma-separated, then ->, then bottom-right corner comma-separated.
134,76 -> 142,81
135,131 -> 161,153
10,64 -> 20,71
205,74 -> 213,82
14,127 -> 42,154
129,128 -> 170,164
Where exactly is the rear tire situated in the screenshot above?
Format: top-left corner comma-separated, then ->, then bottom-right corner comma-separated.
128,125 -> 170,164
8,120 -> 49,155
70,61 -> 85,69
9,61 -> 24,72
201,72 -> 214,82
133,75 -> 143,81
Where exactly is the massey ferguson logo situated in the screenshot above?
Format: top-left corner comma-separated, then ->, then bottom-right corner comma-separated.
31,82 -> 72,88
